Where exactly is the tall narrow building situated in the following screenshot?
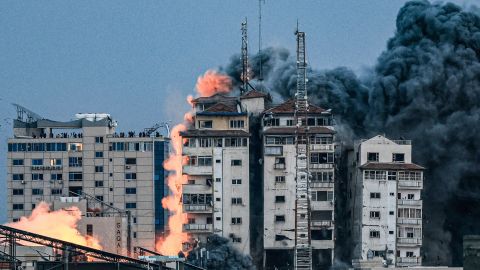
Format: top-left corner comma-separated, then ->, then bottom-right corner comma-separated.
7,109 -> 168,254
347,135 -> 424,268
181,92 -> 266,253
262,99 -> 336,270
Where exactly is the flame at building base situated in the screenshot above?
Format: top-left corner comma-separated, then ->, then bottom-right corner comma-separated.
5,201 -> 102,250
156,70 -> 232,255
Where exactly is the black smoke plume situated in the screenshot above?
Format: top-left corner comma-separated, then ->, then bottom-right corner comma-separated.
186,235 -> 256,270
224,0 -> 480,266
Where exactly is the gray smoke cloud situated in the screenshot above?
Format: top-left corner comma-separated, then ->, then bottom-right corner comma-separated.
187,235 -> 256,270
223,0 -> 480,266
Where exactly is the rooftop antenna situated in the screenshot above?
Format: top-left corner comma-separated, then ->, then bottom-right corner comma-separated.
12,103 -> 43,123
258,0 -> 265,81
241,18 -> 249,95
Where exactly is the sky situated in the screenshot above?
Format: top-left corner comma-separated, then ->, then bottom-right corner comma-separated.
0,0 -> 474,221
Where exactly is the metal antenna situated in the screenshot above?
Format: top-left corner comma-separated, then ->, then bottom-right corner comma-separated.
294,28 -> 312,270
241,18 -> 249,94
258,0 -> 265,81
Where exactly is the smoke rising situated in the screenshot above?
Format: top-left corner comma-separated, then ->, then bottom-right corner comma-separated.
224,0 -> 480,266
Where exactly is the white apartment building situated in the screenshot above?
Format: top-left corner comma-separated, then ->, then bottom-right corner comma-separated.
181,91 -> 268,254
262,99 -> 336,270
347,135 -> 424,268
7,111 -> 169,254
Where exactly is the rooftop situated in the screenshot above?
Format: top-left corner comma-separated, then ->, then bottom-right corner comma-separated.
263,126 -> 335,135
240,89 -> 270,100
180,129 -> 250,137
360,162 -> 425,170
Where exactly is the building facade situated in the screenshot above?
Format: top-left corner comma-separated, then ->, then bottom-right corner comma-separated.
262,99 -> 336,270
347,135 -> 424,268
7,112 -> 168,254
180,92 -> 267,254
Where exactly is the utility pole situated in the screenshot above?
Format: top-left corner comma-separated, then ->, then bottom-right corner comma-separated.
294,29 -> 312,270
241,18 -> 249,94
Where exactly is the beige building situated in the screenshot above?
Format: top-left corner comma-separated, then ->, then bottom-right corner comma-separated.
262,99 -> 336,270
347,135 -> 424,268
7,111 -> 169,254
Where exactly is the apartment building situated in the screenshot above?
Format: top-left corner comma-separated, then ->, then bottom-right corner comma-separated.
180,91 -> 267,254
7,111 -> 169,254
262,99 -> 336,270
347,135 -> 424,268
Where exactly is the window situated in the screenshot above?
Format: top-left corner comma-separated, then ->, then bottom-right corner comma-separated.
364,170 -> 386,180
12,218 -> 20,222
231,159 -> 242,166
311,171 -> 334,182
96,196 -> 104,201
264,146 -> 283,156
95,181 -> 104,187
126,203 -> 137,209
397,208 -> 422,218
370,211 -> 380,219
12,159 -> 24,166
406,251 -> 414,257
199,138 -> 212,148
370,231 -> 380,238
32,173 -> 44,181
264,118 -> 279,127
95,166 -> 103,173
393,153 -> 405,163
274,157 -> 285,169
51,174 -> 62,181
231,217 -> 242,224
229,120 -> 245,128
232,179 -> 242,185
69,172 -> 83,181
275,215 -> 285,222
225,138 -> 247,147
310,136 -> 333,145
408,194 -> 415,200
32,189 -> 43,195
125,173 -> 137,180
69,143 -> 83,152
389,211 -> 394,215
310,153 -> 334,164
311,211 -> 333,221
12,174 -> 24,181
188,179 -> 195,185
307,118 -> 316,126
198,156 -> 212,166
31,159 -> 43,166
286,119 -> 294,126
13,204 -> 24,210
389,231 -> 394,235
12,189 -> 24,196
95,137 -> 104,143
86,224 -> 93,236
199,120 -> 213,129
32,204 -> 36,209
126,188 -> 137,194
216,178 -> 221,182
188,156 -> 197,166
312,229 -> 333,240
184,138 -> 196,147
387,171 -> 397,180
232,237 -> 242,243
311,191 -> 334,201
231,198 -> 243,205
370,192 -> 381,199
69,157 -> 83,167
275,196 -> 285,203
51,189 -> 62,195
95,151 -> 103,158
275,176 -> 285,183
367,152 -> 379,162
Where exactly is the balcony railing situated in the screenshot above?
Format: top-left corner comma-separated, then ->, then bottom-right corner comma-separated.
398,199 -> 422,206
31,165 -> 63,170
310,181 -> 334,188
309,164 -> 334,170
183,224 -> 213,232
274,163 -> 286,170
311,220 -> 333,227
309,144 -> 334,151
397,257 -> 421,265
398,181 -> 423,189
183,204 -> 212,213
182,165 -> 212,175
397,218 -> 422,225
397,238 -> 422,245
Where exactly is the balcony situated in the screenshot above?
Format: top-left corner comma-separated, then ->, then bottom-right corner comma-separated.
309,144 -> 334,151
183,224 -> 213,233
396,257 -> 421,266
311,220 -> 334,228
274,163 -> 286,170
398,199 -> 422,207
309,164 -> 334,170
183,204 -> 213,213
182,165 -> 212,175
310,181 -> 334,188
397,238 -> 422,246
398,180 -> 423,189
397,218 -> 422,225
31,165 -> 63,171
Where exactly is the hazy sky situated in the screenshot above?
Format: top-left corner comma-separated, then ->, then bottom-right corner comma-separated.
0,0 -> 474,221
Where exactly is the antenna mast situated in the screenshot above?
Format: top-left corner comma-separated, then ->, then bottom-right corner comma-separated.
258,0 -> 265,81
241,18 -> 249,94
294,29 -> 312,270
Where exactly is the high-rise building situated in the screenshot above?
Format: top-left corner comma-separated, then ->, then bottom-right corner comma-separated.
7,111 -> 169,254
262,99 -> 336,270
346,135 -> 424,268
181,91 -> 268,254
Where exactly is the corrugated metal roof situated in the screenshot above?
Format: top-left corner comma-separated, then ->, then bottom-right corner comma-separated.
359,162 -> 425,170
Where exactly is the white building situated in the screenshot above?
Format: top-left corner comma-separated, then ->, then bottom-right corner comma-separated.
7,111 -> 169,254
181,91 -> 268,254
262,99 -> 336,270
347,135 -> 424,268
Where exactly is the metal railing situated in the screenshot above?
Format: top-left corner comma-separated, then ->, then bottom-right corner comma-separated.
311,220 -> 333,227
309,144 -> 334,151
310,181 -> 334,188
397,257 -> 421,264
183,224 -> 213,231
397,238 -> 422,245
31,165 -> 63,170
397,218 -> 422,225
398,181 -> 423,188
274,163 -> 286,170
398,199 -> 422,206
309,164 -> 334,169
183,205 -> 212,212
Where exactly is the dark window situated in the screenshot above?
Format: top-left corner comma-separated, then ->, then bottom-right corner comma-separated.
370,211 -> 380,219
13,204 -> 24,210
367,152 -> 379,162
232,179 -> 242,185
275,196 -> 285,203
231,217 -> 242,224
275,215 -> 285,222
95,151 -> 104,158
12,159 -> 24,166
389,211 -> 394,215
126,203 -> 136,209
12,174 -> 24,181
312,229 -> 333,240
389,231 -> 394,235
68,157 -> 82,167
199,120 -> 213,128
31,159 -> 43,166
32,173 -> 44,181
310,153 -> 334,164
32,189 -> 43,195
95,181 -> 104,187
69,172 -> 83,181
86,224 -> 93,236
125,173 -> 137,180
95,137 -> 104,143
12,189 -> 24,195
311,211 -> 333,221
51,174 -> 63,181
125,158 -> 136,165
95,166 -> 103,173
370,192 -> 381,199
51,189 -> 62,195
231,159 -> 242,166
370,230 -> 380,238
126,188 -> 137,194
393,153 -> 405,163
275,176 -> 285,183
